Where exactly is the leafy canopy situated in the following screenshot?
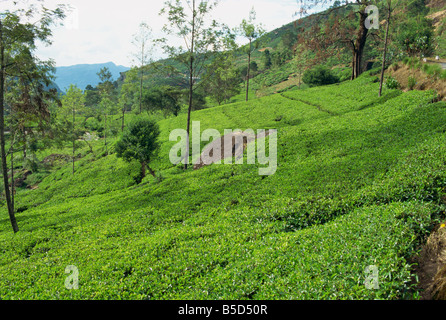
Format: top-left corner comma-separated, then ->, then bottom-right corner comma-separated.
116,118 -> 160,166
303,65 -> 340,87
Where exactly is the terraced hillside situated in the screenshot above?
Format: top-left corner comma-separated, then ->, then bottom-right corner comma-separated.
1,71 -> 446,299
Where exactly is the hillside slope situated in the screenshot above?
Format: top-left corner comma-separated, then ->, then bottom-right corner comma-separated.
1,72 -> 446,299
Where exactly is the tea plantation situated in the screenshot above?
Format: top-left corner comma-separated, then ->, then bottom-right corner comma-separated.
1,71 -> 446,299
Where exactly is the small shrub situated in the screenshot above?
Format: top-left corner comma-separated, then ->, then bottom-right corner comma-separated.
408,76 -> 417,90
303,65 -> 340,87
338,68 -> 353,81
385,76 -> 400,89
116,118 -> 160,181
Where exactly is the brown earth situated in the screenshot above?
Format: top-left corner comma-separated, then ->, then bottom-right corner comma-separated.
427,0 -> 446,10
427,9 -> 446,30
387,63 -> 446,101
413,222 -> 446,300
194,130 -> 272,170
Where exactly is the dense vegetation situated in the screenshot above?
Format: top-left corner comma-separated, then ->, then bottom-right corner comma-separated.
1,0 -> 446,300
1,71 -> 446,299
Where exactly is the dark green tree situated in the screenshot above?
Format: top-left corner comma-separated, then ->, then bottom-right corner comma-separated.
303,65 -> 340,87
0,1 -> 65,233
84,84 -> 101,113
116,118 -> 160,181
203,54 -> 240,105
142,86 -> 181,117
262,49 -> 272,69
396,16 -> 433,58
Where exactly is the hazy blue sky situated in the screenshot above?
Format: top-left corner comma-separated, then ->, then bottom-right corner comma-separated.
3,0 -> 324,67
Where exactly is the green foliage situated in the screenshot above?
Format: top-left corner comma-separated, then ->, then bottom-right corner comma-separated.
406,0 -> 429,17
84,86 -> 101,112
203,55 -> 241,105
60,85 -> 85,118
408,76 -> 417,90
262,49 -> 272,69
270,48 -> 293,68
238,61 -> 260,81
2,73 -> 446,299
396,17 -> 434,57
249,62 -> 295,91
402,57 -> 445,81
332,67 -> 352,82
385,76 -> 400,89
142,86 -> 181,117
302,65 -> 340,87
2,0 -> 446,300
116,118 -> 160,170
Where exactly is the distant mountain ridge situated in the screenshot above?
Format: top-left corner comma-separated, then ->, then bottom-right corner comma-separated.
54,62 -> 130,93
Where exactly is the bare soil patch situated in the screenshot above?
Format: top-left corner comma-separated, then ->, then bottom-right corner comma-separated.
414,222 -> 446,300
194,130 -> 272,170
387,63 -> 446,101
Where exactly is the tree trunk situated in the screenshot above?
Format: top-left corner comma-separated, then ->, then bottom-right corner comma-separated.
379,4 -> 391,97
185,0 -> 196,170
0,20 -> 19,233
22,129 -> 26,161
351,8 -> 369,80
139,66 -> 144,114
104,112 -> 108,155
121,107 -> 125,132
245,39 -> 252,102
141,161 -> 146,180
141,161 -> 156,179
185,62 -> 193,170
72,107 -> 75,174
147,165 -> 156,178
11,147 -> 14,214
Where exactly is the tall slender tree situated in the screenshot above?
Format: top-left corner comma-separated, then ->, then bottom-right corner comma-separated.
158,0 -> 222,169
131,22 -> 153,115
379,0 -> 396,97
97,67 -> 115,156
238,8 -> 266,102
118,68 -> 138,132
61,84 -> 85,173
0,1 -> 65,233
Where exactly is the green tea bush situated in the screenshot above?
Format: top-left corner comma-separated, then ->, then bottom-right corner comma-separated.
1,72 -> 445,300
303,65 -> 340,87
385,76 -> 400,89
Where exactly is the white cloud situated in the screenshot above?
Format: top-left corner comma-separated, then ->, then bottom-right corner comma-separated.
28,0 -> 305,67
